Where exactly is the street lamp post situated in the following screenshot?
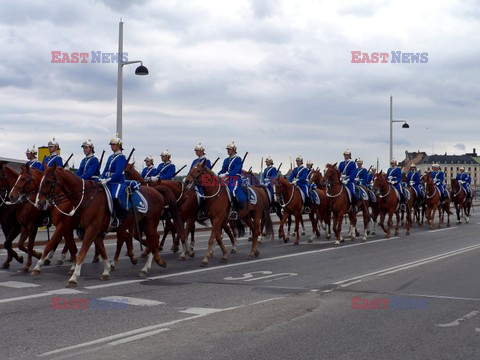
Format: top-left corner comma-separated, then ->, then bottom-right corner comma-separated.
116,20 -> 149,139
389,95 -> 409,162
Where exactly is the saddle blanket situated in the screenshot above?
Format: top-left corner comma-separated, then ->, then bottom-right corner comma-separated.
103,180 -> 148,215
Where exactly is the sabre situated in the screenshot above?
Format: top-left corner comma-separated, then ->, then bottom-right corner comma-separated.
63,153 -> 74,168
211,157 -> 220,169
241,151 -> 249,165
173,165 -> 187,177
126,148 -> 135,164
98,150 -> 106,169
277,163 -> 283,172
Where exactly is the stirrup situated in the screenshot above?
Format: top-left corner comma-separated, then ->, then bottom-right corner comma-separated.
229,211 -> 238,221
400,203 -> 406,211
304,206 -> 311,214
110,217 -> 121,229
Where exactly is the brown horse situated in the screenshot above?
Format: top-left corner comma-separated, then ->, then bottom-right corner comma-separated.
185,161 -> 272,264
324,164 -> 371,245
0,163 -> 24,268
402,172 -> 425,227
308,169 -> 331,240
373,172 -> 411,237
35,164 -> 173,287
451,178 -> 471,224
9,166 -> 79,275
0,165 -> 44,271
274,175 -> 304,244
421,172 -> 445,229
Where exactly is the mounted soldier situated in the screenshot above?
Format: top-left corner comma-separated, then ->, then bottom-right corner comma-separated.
100,135 -> 127,227
386,159 -> 406,209
355,158 -> 368,187
366,166 -> 376,190
288,155 -> 310,212
141,155 -> 157,181
306,161 -> 314,182
261,156 -> 277,203
191,143 -> 212,170
407,164 -> 424,202
338,148 -> 357,210
154,150 -> 176,180
456,166 -> 472,201
431,163 -> 448,200
43,138 -> 63,168
25,146 -> 44,171
218,142 -> 246,220
76,139 -> 100,180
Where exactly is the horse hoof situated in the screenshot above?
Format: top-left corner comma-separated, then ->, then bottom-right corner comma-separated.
67,269 -> 74,276
44,259 -> 51,266
384,235 -> 390,239
301,231 -> 305,235
294,241 -> 299,245
178,256 -> 186,261
230,248 -> 237,254
56,260 -> 64,266
66,281 -> 77,288
131,256 -> 138,265
1,262 -> 9,269
189,251 -> 195,258
139,271 -> 148,278
220,257 -> 228,263
406,231 -> 410,236
255,250 -> 260,257
334,241 -> 340,247
371,231 -> 376,236
361,238 -> 367,243
18,256 -> 24,264
100,274 -> 110,281
110,263 -> 116,271
21,267 -> 29,273
284,237 -> 289,243
200,261 -> 208,267
91,256 -> 99,264
31,269 -> 41,276
326,235 -> 331,239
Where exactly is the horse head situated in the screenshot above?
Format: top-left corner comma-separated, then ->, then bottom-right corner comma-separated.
372,171 -> 388,196
35,163 -> 58,208
185,160 -> 208,189
124,162 -> 144,183
9,165 -> 37,202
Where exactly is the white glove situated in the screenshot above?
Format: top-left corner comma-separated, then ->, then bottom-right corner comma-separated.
388,176 -> 393,181
341,179 -> 348,185
100,178 -> 109,185
292,179 -> 298,185
144,176 -> 151,181
410,181 -> 415,186
458,180 -> 464,184
151,176 -> 159,181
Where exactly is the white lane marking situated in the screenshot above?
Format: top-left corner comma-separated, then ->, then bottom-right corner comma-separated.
428,227 -> 458,233
251,297 -> 285,304
403,293 -> 480,302
39,296 -> 283,358
322,289 -> 334,293
378,244 -> 480,276
437,311 -> 479,328
90,233 -> 478,291
179,307 -> 224,315
98,296 -> 164,307
339,280 -> 362,287
332,243 -> 480,285
0,281 -> 40,289
107,328 -> 170,346
0,288 -> 84,304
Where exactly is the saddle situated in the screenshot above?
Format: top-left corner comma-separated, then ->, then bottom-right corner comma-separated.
103,181 -> 148,216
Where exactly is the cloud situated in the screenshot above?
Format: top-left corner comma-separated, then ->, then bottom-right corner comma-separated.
454,143 -> 466,151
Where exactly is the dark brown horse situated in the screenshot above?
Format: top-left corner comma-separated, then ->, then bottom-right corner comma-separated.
274,175 -> 303,244
402,172 -> 425,227
451,178 -> 471,224
373,172 -> 411,237
0,163 -> 24,268
185,161 -> 272,264
308,169 -> 331,240
35,164 -> 174,287
421,172 -> 443,229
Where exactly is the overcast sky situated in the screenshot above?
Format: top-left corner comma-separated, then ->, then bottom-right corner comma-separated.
1,0 -> 479,173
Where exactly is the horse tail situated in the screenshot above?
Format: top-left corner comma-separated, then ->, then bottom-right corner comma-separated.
262,203 -> 274,237
235,219 -> 245,238
154,184 -> 184,233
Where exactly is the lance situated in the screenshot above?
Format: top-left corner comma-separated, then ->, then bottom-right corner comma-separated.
173,164 -> 187,177
277,162 -> 283,172
241,151 -> 248,165
126,148 -> 135,164
211,157 -> 220,169
248,166 -> 252,173
63,153 -> 74,168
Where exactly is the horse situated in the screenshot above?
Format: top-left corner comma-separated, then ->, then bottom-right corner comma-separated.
308,169 -> 331,240
402,172 -> 425,227
35,164 -> 176,287
421,172 -> 443,229
0,163 -> 24,268
8,165 -> 80,274
372,172 -> 411,237
185,160 -> 272,264
324,163 -> 371,245
450,178 -> 471,224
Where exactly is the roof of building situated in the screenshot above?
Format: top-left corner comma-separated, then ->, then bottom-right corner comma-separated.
417,154 -> 480,165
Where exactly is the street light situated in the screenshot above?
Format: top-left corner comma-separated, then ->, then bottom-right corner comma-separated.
116,20 -> 149,139
389,95 -> 409,162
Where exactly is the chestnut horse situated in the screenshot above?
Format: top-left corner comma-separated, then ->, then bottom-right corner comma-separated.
0,163 -> 24,268
35,165 -> 174,287
421,172 -> 450,229
324,164 -> 371,245
451,178 -> 471,224
274,175 -> 304,244
373,172 -> 411,237
402,172 -> 425,227
185,161 -> 272,264
308,169 -> 331,240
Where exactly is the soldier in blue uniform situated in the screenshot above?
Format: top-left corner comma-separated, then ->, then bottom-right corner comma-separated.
43,138 -> 63,168
25,146 -> 44,171
366,166 -> 376,190
456,166 -> 472,200
76,139 -> 100,180
141,155 -> 157,181
261,156 -> 278,203
386,159 -> 406,208
218,142 -> 246,219
191,143 -> 212,170
407,164 -> 424,202
288,155 -> 310,211
100,135 -> 127,227
154,150 -> 176,180
306,161 -> 314,182
338,149 -> 357,209
431,163 -> 448,200
355,158 -> 368,186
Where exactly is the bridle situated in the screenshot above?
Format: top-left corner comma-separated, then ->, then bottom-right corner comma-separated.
186,168 -> 222,199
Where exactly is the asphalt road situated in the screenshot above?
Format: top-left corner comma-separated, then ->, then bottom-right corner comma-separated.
1,212 -> 480,360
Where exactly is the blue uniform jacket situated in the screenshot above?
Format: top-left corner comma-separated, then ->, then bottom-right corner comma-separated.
101,152 -> 127,200
356,168 -> 368,186
43,154 -> 63,168
141,166 -> 157,179
156,162 -> 176,180
262,166 -> 278,186
338,160 -> 357,184
288,165 -> 309,199
26,159 -> 44,171
76,155 -> 100,180
218,155 -> 245,201
190,156 -> 212,170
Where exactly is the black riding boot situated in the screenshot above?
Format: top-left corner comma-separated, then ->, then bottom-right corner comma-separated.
304,197 -> 311,214
112,198 -> 126,228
